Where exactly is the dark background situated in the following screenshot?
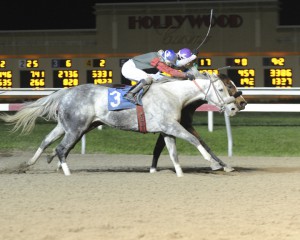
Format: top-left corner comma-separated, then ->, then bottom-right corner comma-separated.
0,0 -> 298,31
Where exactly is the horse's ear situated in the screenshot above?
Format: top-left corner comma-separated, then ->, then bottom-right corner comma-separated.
234,91 -> 243,98
218,73 -> 227,80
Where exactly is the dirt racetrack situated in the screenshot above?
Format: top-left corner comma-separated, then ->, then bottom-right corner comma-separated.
1,151 -> 300,240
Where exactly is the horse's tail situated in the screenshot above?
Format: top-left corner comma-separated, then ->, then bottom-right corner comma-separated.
0,88 -> 68,134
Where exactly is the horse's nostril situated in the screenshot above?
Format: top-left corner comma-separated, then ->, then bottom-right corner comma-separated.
241,101 -> 247,107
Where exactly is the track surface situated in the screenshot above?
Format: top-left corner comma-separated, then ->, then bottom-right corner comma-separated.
1,152 -> 300,240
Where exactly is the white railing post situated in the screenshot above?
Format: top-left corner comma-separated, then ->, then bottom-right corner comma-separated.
81,134 -> 86,154
208,111 -> 213,132
224,113 -> 233,157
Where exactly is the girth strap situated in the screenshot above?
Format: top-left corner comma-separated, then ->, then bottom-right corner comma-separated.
136,105 -> 147,133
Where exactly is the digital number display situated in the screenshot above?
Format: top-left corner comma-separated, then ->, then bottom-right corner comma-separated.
20,70 -> 45,88
0,60 -> 6,68
0,56 -> 298,88
87,70 -> 113,85
53,70 -> 79,88
226,58 -> 248,66
19,59 -> 39,68
198,58 -> 212,67
199,69 -> 219,75
263,57 -> 285,66
86,59 -> 107,68
52,59 -> 72,68
264,68 -> 293,87
227,69 -> 255,87
0,71 -> 13,89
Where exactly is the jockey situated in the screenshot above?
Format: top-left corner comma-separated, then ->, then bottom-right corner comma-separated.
176,48 -> 198,69
121,49 -> 195,104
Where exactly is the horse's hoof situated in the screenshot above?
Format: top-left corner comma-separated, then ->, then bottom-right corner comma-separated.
150,168 -> 157,173
17,162 -> 30,173
210,162 -> 223,171
224,166 -> 235,172
46,155 -> 55,164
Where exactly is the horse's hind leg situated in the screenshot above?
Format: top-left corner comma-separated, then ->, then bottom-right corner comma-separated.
55,131 -> 85,176
27,124 -> 64,166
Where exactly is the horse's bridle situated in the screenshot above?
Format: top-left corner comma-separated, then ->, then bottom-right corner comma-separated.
192,75 -> 235,113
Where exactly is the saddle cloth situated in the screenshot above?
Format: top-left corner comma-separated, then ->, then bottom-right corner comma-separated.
107,86 -> 143,111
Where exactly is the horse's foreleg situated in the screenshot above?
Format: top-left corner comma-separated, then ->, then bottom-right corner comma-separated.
186,126 -> 233,171
163,135 -> 183,177
199,137 -> 234,171
164,122 -> 233,173
150,133 -> 165,173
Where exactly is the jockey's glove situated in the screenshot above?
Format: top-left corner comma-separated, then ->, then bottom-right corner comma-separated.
186,73 -> 195,80
192,49 -> 199,56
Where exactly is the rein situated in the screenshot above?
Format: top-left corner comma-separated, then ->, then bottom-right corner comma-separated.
192,76 -> 231,113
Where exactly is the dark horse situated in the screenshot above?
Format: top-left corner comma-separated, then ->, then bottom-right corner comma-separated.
0,72 -> 241,177
150,73 -> 247,173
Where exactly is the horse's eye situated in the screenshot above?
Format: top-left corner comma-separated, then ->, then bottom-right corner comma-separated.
218,88 -> 223,92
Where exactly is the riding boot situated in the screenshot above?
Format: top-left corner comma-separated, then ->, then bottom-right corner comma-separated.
124,79 -> 150,104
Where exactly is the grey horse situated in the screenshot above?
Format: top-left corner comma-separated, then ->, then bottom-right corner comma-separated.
0,73 -> 239,177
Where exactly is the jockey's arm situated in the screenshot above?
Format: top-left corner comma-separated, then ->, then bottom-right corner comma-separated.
150,57 -> 187,78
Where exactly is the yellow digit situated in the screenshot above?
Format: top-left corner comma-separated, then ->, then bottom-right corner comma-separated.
33,60 -> 38,68
241,58 -> 248,66
249,69 -> 255,76
74,70 -> 79,78
99,59 -> 106,67
7,71 -> 12,78
58,70 -> 63,78
66,60 -> 72,68
0,60 -> 6,68
26,60 -> 32,68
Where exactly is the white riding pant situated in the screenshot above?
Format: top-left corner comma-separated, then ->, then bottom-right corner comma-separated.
121,59 -> 148,83
121,59 -> 164,83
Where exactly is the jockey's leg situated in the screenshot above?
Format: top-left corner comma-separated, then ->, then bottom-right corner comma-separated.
124,77 -> 152,104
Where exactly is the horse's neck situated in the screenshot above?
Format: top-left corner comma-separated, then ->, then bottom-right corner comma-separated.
158,79 -> 209,106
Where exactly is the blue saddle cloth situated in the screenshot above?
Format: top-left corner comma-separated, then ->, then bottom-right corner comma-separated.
108,86 -> 142,111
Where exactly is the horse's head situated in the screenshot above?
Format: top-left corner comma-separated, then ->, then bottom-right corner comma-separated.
195,73 -> 241,117
218,73 -> 247,110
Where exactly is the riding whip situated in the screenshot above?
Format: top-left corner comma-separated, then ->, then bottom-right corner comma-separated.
194,9 -> 214,53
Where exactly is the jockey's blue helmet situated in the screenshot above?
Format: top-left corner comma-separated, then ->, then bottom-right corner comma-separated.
162,49 -> 177,66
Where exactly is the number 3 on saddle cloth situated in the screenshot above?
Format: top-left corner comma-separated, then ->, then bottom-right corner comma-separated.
108,86 -> 147,133
108,85 -> 143,110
